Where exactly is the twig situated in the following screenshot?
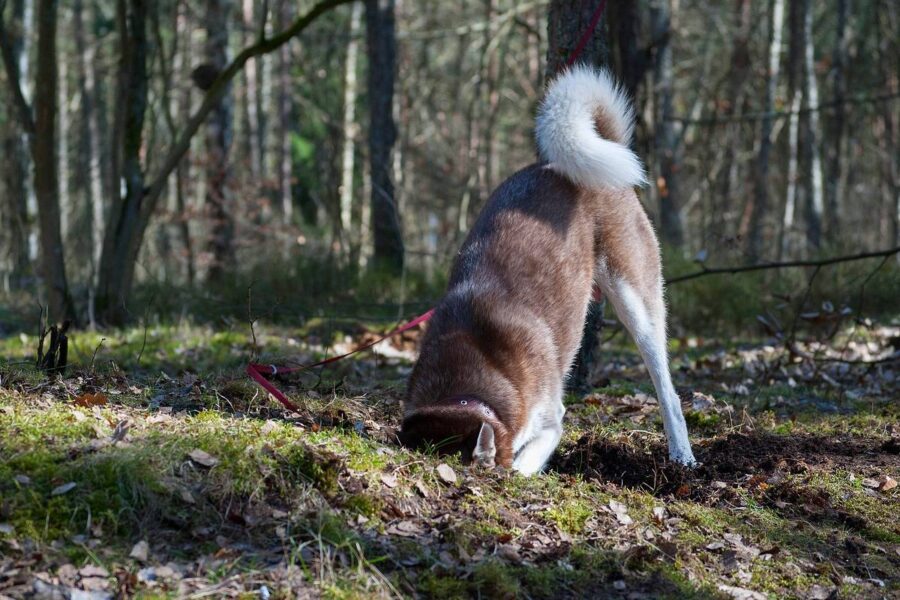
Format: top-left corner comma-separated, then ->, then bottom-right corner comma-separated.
90,338 -> 106,373
665,246 -> 900,285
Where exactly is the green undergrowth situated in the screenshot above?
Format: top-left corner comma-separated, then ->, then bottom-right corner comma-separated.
1,320 -> 898,598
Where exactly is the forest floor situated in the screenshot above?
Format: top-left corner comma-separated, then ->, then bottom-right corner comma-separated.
0,318 -> 898,599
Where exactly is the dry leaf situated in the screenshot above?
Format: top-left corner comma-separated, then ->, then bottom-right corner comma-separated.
51,482 -> 77,496
861,478 -> 880,488
380,473 -> 399,488
717,584 -> 766,600
608,500 -> 633,526
436,463 -> 457,484
74,393 -> 108,407
414,480 -> 430,498
188,449 -> 219,467
129,540 -> 149,562
878,475 -> 897,491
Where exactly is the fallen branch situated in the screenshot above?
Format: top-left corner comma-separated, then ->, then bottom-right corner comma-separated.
665,246 -> 900,285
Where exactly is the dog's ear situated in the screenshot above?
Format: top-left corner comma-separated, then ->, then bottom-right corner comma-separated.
471,422 -> 496,468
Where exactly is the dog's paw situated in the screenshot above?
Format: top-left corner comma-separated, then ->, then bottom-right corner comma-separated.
669,448 -> 698,468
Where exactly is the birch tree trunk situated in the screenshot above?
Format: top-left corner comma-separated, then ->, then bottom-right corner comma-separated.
204,0 -> 236,283
365,0 -> 404,273
748,0 -> 784,262
340,2 -> 363,255
57,31 -> 70,244
800,0 -> 823,251
73,0 -> 105,290
780,0 -> 804,260
275,0 -> 293,224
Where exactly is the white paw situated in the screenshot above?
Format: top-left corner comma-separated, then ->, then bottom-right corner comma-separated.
669,447 -> 697,468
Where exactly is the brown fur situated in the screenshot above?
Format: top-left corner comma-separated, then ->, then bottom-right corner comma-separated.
401,164 -> 660,467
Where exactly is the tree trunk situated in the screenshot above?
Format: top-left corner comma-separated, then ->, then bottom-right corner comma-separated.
650,0 -> 684,248
204,0 -> 235,283
340,2 -> 363,256
95,0 -> 149,325
73,0 -> 105,291
33,0 -> 75,322
779,0 -> 804,260
174,0 -> 195,284
365,0 -> 404,273
748,0 -> 785,262
800,0 -> 823,251
545,0 -> 611,394
719,0 -> 751,237
275,0 -> 293,224
0,0 -> 30,290
825,0 -> 850,243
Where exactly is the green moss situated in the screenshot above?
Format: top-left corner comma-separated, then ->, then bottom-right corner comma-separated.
417,573 -> 470,600
544,497 -> 592,534
472,560 -> 520,599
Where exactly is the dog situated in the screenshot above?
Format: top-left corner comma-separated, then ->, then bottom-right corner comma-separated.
399,67 -> 696,474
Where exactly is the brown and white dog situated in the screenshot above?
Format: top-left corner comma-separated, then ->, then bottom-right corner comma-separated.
400,67 -> 696,474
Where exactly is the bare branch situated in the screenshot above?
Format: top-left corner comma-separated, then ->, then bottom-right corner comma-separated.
140,0 -> 357,226
665,246 -> 900,285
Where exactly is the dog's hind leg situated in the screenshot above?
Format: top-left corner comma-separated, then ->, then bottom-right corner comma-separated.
596,262 -> 696,466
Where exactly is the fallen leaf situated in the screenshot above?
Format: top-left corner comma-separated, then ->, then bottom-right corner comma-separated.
129,540 -> 149,562
878,475 -> 897,491
14,474 -> 32,486
51,482 -> 77,496
0,523 -> 14,535
436,463 -> 457,484
380,473 -> 399,488
675,484 -> 691,498
652,506 -> 666,524
414,480 -> 430,498
861,478 -> 880,488
74,393 -> 108,407
608,500 -> 633,526
717,584 -> 766,600
188,449 -> 219,467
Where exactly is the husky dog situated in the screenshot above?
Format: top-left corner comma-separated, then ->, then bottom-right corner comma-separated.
400,67 -> 696,474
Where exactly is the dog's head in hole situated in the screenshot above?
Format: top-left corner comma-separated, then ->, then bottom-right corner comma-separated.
398,395 -> 512,468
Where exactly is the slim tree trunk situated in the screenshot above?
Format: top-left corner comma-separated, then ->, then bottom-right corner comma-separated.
365,0 -> 404,273
73,0 -> 104,289
719,0 -> 751,232
0,0 -> 30,290
749,0 -> 785,262
780,0 -> 804,260
204,0 -> 235,283
800,0 -> 823,250
275,0 -> 293,224
95,0 -> 149,325
340,2 -> 363,255
241,0 -> 261,180
825,0 -> 850,243
174,1 -> 195,284
33,0 -> 75,322
545,0 -> 610,394
650,0 -> 684,248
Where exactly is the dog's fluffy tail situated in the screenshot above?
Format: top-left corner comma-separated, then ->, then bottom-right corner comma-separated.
535,66 -> 646,190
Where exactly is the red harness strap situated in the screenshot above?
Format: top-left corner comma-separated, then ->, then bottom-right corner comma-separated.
247,308 -> 435,412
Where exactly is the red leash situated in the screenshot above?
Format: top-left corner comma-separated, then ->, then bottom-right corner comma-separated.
247,308 -> 434,411
246,1 -> 608,410
565,0 -> 609,67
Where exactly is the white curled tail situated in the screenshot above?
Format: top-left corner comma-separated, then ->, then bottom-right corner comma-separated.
535,66 -> 647,190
